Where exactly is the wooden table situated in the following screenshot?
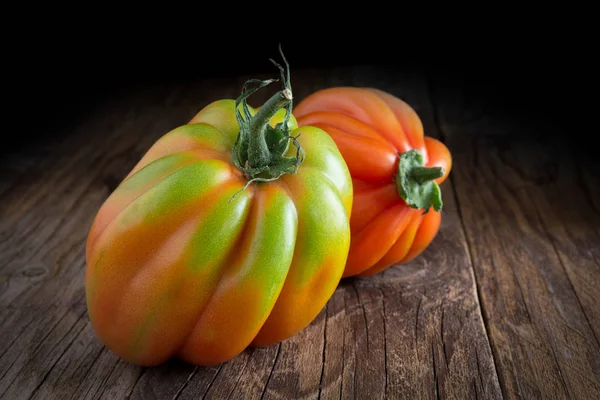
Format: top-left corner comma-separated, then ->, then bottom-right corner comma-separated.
1,67 -> 599,399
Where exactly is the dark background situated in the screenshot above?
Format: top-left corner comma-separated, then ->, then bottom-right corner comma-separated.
4,21 -> 593,157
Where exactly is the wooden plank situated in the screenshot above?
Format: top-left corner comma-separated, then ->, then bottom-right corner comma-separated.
432,80 -> 600,398
28,323 -> 108,400
0,82 -> 199,400
529,146 -> 600,349
256,312 -> 325,399
70,353 -> 142,399
0,67 -> 504,399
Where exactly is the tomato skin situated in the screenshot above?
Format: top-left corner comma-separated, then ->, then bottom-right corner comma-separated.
294,87 -> 452,278
85,99 -> 352,366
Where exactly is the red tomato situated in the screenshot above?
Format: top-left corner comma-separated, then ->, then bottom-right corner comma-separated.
294,87 -> 452,277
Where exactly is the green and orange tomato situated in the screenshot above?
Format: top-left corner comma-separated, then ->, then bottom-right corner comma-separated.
85,59 -> 352,366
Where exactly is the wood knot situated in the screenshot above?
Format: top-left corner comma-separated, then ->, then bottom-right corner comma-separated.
22,265 -> 47,278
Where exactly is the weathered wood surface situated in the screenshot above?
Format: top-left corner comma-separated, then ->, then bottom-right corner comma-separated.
0,67 -> 598,399
432,80 -> 600,399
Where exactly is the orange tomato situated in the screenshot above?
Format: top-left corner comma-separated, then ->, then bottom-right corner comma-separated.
294,87 -> 452,277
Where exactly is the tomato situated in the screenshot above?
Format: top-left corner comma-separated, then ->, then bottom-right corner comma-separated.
84,56 -> 352,367
294,87 -> 451,278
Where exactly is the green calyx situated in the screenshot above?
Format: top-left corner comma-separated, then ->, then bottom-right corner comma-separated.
395,149 -> 444,214
231,45 -> 305,187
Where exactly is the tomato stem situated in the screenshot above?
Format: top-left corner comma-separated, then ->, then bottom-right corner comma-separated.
247,89 -> 293,169
411,166 -> 444,183
395,149 -> 444,214
230,45 -> 305,187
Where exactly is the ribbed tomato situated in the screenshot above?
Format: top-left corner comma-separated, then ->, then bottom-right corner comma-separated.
85,58 -> 352,366
294,87 -> 451,277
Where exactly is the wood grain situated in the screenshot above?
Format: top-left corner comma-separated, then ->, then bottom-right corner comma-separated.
432,81 -> 600,399
1,66 -> 596,399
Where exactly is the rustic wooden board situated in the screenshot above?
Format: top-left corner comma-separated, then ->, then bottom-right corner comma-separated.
0,66 -> 597,399
432,80 -> 600,399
